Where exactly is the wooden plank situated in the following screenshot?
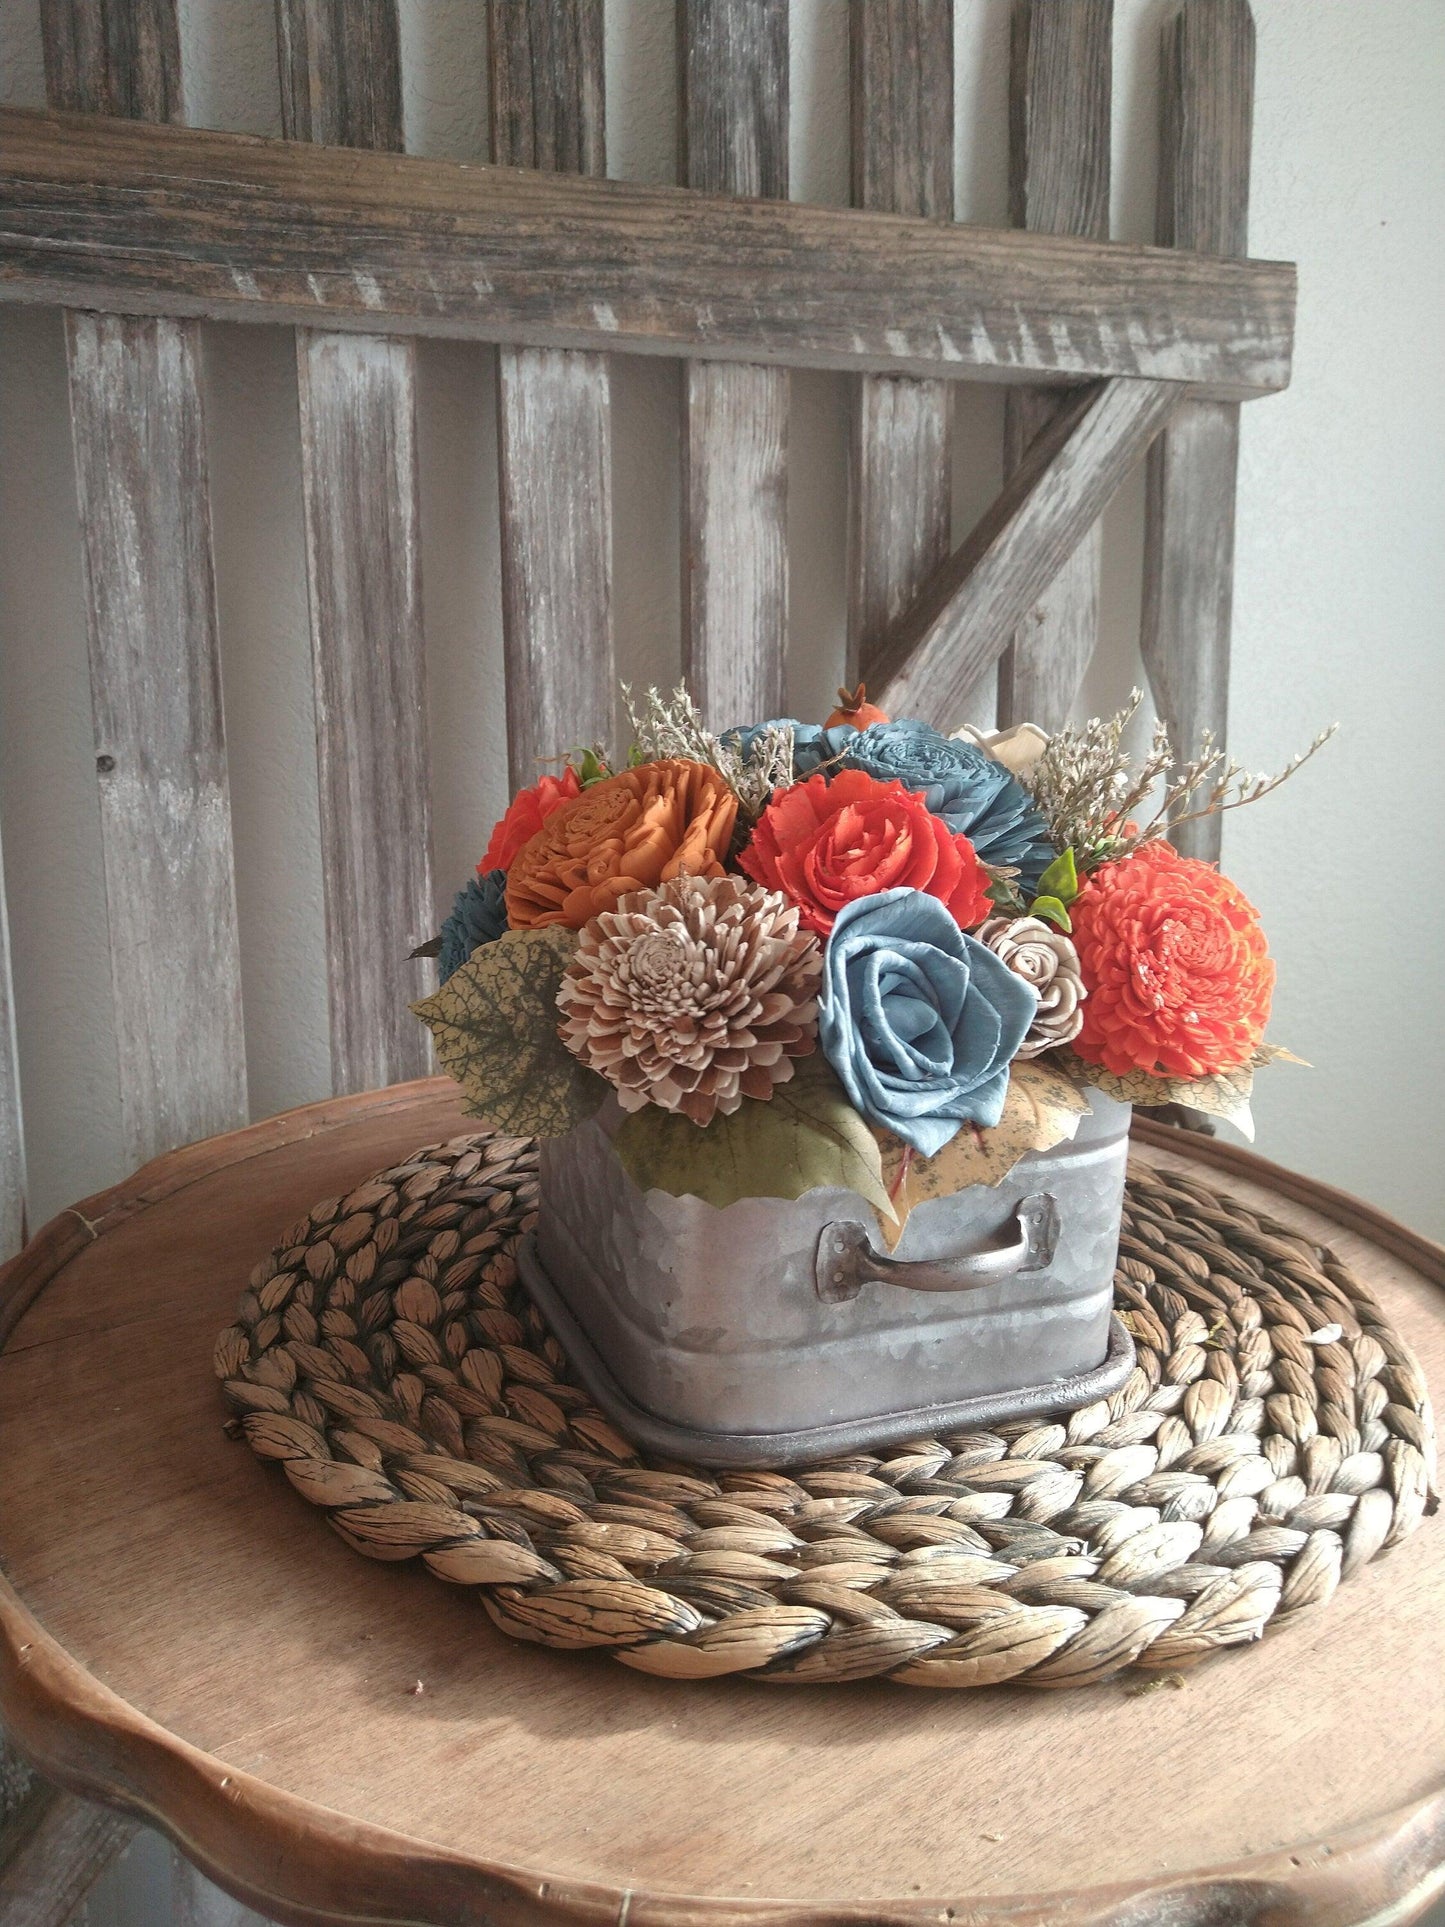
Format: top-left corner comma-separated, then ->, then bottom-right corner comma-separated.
1141,0 -> 1255,863
873,379 -> 1178,726
276,0 -> 403,150
680,0 -> 789,727
0,1776 -> 136,1926
278,0 -> 434,1095
848,0 -> 954,689
489,1 -> 613,785
41,5 -> 246,1172
0,108 -> 1297,399
37,0 -> 180,121
0,829 -> 24,1260
997,0 -> 1113,731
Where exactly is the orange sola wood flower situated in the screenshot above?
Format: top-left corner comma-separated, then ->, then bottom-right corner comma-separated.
505,759 -> 738,929
1069,841 -> 1275,1079
739,768 -> 993,937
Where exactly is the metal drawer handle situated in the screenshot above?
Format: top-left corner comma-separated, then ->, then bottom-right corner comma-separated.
815,1193 -> 1060,1304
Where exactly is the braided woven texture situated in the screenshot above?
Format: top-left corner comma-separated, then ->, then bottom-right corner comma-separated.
215,1132 -> 1438,1688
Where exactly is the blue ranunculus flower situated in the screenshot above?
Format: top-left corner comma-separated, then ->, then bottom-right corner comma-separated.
834,720 -> 1055,895
819,888 -> 1037,1157
726,716 -> 1054,894
438,869 -> 509,982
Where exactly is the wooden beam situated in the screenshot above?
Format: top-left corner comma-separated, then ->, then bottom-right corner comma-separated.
0,108 -> 1297,398
0,827 -> 23,1261
279,0 -> 433,1094
873,379 -> 1178,726
489,0 -> 613,788
680,0 -> 789,728
998,0 -> 1113,732
847,0 -> 954,687
41,6 -> 246,1171
1142,0 -> 1255,863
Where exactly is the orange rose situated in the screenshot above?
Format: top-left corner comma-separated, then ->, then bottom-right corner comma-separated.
480,765 -> 582,874
739,768 -> 993,936
1070,841 -> 1275,1079
506,759 -> 738,929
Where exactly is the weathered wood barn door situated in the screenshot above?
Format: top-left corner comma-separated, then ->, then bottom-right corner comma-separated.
0,1 -> 1281,1918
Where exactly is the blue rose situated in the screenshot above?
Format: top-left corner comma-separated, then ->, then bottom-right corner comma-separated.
722,717 -> 840,777
819,888 -> 1037,1156
834,720 -> 1055,895
438,869 -> 508,982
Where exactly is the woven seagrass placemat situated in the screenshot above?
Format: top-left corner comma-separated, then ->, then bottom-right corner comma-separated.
215,1133 -> 1439,1687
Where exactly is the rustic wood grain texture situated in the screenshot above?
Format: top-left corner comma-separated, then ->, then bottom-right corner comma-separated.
279,0 -> 434,1095
1141,0 -> 1255,863
0,109 -> 1297,399
294,332 -> 432,1093
875,379 -> 1177,726
0,1775 -> 136,1926
998,0 -> 1113,732
0,1084 -> 1442,1926
680,0 -> 789,727
488,0 -> 606,177
0,829 -> 24,1260
38,0 -> 179,121
848,0 -> 954,687
276,0 -> 403,151
488,1 -> 614,785
43,3 -> 248,1174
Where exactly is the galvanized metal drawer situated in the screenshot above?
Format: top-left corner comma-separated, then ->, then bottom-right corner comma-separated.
519,1092 -> 1135,1467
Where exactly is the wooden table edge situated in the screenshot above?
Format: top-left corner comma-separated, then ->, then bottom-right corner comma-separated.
1,1084 -> 1443,1927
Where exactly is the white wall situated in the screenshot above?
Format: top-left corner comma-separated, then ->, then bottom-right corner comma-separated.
2,0 -> 1444,1270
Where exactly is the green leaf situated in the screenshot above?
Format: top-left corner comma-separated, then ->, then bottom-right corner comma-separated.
573,746 -> 610,787
612,1052 -> 895,1222
1034,847 -> 1080,905
412,928 -> 607,1138
1028,894 -> 1073,933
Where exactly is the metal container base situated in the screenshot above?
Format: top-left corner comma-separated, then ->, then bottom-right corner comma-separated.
518,1233 -> 1136,1470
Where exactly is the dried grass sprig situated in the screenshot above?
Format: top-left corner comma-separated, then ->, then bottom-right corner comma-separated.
621,682 -> 795,819
1025,690 -> 1336,869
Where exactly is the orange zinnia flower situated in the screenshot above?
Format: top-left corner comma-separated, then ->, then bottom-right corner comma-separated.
479,764 -> 582,874
506,759 -> 738,929
1070,841 -> 1275,1079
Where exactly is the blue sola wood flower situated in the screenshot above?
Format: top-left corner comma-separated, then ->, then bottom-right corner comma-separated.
819,888 -> 1038,1158
727,716 -> 1055,896
437,869 -> 509,982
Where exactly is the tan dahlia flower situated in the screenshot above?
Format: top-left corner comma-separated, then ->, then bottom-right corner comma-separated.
976,914 -> 1087,1058
557,875 -> 822,1125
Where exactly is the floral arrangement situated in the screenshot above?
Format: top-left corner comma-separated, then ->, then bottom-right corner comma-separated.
415,685 -> 1326,1239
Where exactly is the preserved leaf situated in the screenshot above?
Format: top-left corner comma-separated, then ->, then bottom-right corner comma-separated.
1060,1052 -> 1258,1140
412,928 -> 607,1138
612,1052 -> 895,1223
874,1059 -> 1091,1249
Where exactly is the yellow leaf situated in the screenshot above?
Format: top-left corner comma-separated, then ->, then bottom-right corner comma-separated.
872,1059 -> 1090,1250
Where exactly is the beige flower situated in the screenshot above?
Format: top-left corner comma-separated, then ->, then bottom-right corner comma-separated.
557,875 -> 822,1125
977,914 -> 1086,1058
951,721 -> 1049,781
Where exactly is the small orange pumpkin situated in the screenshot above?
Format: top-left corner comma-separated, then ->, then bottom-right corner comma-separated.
823,683 -> 889,730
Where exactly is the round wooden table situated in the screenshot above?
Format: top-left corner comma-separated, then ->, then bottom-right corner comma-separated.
1,1081 -> 1442,1927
